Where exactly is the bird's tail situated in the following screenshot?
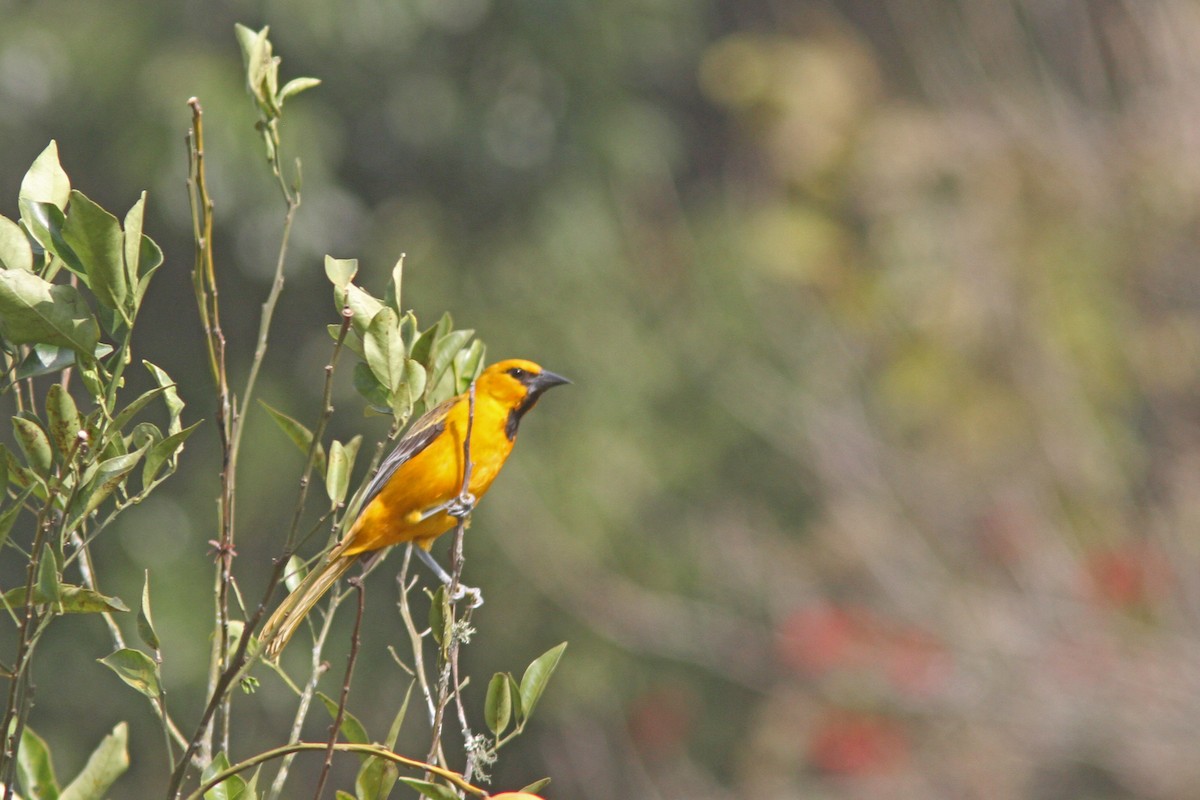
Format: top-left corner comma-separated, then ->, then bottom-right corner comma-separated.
258,550 -> 359,660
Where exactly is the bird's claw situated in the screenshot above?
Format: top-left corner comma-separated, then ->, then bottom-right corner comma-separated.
446,492 -> 477,520
448,583 -> 484,608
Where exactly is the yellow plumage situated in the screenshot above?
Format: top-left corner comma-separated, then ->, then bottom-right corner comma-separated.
257,358 -> 567,659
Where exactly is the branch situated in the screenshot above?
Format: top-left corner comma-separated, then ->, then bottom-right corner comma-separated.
183,742 -> 486,800
312,578 -> 366,800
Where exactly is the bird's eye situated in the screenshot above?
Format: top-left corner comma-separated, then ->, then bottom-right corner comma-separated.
507,367 -> 527,379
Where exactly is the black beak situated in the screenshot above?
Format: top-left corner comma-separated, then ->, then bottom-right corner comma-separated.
530,370 -> 571,395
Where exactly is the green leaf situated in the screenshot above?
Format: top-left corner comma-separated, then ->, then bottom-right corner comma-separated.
0,269 -> 100,355
327,322 -> 364,359
15,344 -> 73,381
201,752 -> 247,800
399,311 -> 418,352
355,755 -> 398,800
20,141 -> 71,210
325,439 -> 351,507
344,283 -> 384,335
364,307 -> 405,393
279,76 -> 321,105
259,401 -> 326,475
142,420 -> 201,487
1,583 -> 112,612
62,190 -> 127,317
519,777 -> 552,795
385,255 -> 404,314
137,571 -> 160,650
13,416 -> 53,476
427,329 -> 474,393
282,555 -> 306,593
58,723 -> 129,800
0,487 -> 33,551
519,642 -> 567,721
452,339 -> 487,394
352,362 -> 390,414
98,648 -> 160,700
397,778 -> 459,800
110,385 -> 167,435
235,24 -> 278,115
127,420 -> 163,453
133,233 -> 164,307
46,383 -> 81,461
336,793 -> 355,800
123,193 -> 163,312
409,313 -> 450,366
144,361 -> 184,435
485,673 -> 512,736
307,695 -> 353,741
241,771 -> 261,800
384,680 -> 414,750
74,445 -> 148,521
122,193 -> 146,286
324,255 -> 357,292
428,585 -> 448,648
392,360 -> 426,422
38,545 -> 61,603
2,444 -> 41,493
19,198 -> 78,275
343,434 -> 362,473
17,725 -> 60,800
16,342 -> 109,380
317,692 -> 371,748
227,620 -> 246,655
0,214 -> 33,271
506,672 -> 524,722
56,585 -> 129,614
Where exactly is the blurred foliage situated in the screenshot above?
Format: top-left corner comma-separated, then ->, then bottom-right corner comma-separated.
5,0 -> 1200,798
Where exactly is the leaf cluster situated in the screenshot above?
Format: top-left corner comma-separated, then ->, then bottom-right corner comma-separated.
262,255 -> 486,514
0,144 -> 191,798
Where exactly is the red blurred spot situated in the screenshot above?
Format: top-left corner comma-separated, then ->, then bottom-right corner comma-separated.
775,603 -> 864,675
807,710 -> 909,776
627,685 -> 694,759
1085,541 -> 1172,611
777,603 -> 953,695
881,628 -> 951,697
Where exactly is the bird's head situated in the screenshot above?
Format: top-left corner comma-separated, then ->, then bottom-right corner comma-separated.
476,359 -> 570,438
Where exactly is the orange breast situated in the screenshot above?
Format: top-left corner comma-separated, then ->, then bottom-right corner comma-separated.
340,395 -> 515,555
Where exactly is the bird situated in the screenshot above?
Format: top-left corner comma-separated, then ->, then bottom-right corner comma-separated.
258,358 -> 569,659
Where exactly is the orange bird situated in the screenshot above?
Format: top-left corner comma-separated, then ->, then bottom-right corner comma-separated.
259,358 -> 568,658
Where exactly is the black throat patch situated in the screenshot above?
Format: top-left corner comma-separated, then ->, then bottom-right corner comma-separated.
505,394 -> 540,441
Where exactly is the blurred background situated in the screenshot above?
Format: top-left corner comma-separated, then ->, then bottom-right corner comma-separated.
4,0 -> 1200,797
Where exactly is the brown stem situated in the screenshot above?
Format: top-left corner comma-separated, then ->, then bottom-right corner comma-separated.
313,578 -> 366,800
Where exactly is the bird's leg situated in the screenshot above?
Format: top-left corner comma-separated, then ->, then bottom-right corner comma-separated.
413,546 -> 484,608
412,492 -> 477,524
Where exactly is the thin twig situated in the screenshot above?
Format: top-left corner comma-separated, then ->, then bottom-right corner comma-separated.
1,490 -> 62,798
424,384 -> 477,783
313,578 -> 366,800
166,308 -> 352,799
186,97 -> 236,763
265,597 -> 335,800
397,554 -> 437,724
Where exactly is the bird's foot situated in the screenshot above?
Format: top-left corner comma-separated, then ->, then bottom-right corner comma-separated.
449,582 -> 484,608
446,492 -> 477,520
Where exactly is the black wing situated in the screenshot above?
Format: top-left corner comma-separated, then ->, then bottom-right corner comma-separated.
358,396 -> 457,507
